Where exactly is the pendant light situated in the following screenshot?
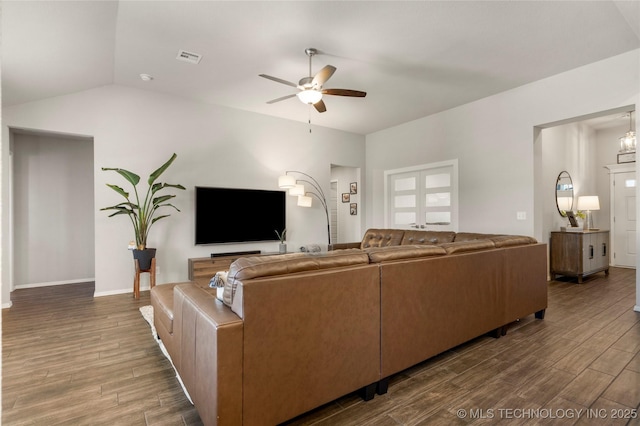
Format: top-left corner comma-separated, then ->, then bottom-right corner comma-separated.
619,111 -> 636,153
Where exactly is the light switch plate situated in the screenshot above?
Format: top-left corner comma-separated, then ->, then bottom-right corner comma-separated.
517,211 -> 526,220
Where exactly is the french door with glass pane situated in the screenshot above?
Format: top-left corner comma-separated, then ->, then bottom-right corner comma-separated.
386,161 -> 458,231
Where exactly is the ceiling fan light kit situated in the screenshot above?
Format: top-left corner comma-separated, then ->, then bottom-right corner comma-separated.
297,89 -> 322,105
260,47 -> 366,113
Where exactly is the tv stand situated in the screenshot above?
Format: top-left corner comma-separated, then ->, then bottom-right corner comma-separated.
210,250 -> 260,258
189,251 -> 276,286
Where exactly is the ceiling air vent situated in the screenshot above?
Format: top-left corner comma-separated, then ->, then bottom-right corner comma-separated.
176,50 -> 202,64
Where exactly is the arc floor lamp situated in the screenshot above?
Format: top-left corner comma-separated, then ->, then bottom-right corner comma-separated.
278,171 -> 331,245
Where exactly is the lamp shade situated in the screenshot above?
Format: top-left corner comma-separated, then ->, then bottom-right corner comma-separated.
296,89 -> 323,105
297,194 -> 312,207
289,184 -> 305,196
278,174 -> 296,188
577,195 -> 600,211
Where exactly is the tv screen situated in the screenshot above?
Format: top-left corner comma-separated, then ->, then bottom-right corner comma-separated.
195,186 -> 286,244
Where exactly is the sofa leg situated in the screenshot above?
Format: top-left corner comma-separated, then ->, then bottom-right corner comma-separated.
535,309 -> 546,320
488,327 -> 502,339
376,378 -> 389,395
501,325 -> 508,336
359,383 -> 377,401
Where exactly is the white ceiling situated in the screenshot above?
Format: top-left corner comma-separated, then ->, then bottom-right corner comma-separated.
2,1 -> 639,135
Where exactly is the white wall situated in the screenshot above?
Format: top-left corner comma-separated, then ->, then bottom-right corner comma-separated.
330,165 -> 362,243
541,122 -> 598,237
2,85 -> 365,299
12,132 -> 94,286
365,50 -> 639,242
365,49 -> 640,311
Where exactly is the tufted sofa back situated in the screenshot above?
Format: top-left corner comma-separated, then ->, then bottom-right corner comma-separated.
360,228 -> 405,248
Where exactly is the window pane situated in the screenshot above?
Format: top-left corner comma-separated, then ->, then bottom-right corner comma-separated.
425,212 -> 451,224
395,177 -> 416,191
395,212 -> 416,224
425,173 -> 450,189
395,195 -> 416,208
425,192 -> 450,207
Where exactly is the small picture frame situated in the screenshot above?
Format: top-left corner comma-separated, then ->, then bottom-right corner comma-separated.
342,193 -> 350,203
350,203 -> 357,215
350,182 -> 357,194
566,210 -> 579,227
617,152 -> 636,164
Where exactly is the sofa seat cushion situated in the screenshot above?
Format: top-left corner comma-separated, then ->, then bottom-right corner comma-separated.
223,249 -> 369,307
489,235 -> 538,247
439,240 -> 496,254
151,282 -> 182,334
360,228 -> 405,248
400,230 -> 456,245
365,245 -> 446,262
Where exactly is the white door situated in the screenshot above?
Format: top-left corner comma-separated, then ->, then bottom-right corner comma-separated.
613,171 -> 636,267
386,161 -> 457,231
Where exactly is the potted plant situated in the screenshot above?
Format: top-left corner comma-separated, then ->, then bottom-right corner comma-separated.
101,153 -> 185,270
275,228 -> 287,253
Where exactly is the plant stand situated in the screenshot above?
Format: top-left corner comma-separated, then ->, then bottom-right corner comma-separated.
134,257 -> 156,299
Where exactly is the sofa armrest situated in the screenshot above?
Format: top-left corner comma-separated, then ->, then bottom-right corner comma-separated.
173,283 -> 243,426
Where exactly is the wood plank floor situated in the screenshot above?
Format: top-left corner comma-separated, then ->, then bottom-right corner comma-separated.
3,268 -> 640,425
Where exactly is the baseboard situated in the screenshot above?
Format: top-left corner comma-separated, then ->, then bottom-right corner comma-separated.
634,305 -> 640,313
94,285 -> 151,298
14,278 -> 95,289
2,301 -> 13,309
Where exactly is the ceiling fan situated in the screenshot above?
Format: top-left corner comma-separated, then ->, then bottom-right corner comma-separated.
259,48 -> 366,113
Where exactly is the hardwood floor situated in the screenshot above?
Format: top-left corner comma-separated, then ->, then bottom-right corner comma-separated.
3,268 -> 640,425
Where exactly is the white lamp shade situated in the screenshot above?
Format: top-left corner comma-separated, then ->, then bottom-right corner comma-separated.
577,195 -> 600,211
278,174 -> 296,188
297,194 -> 312,207
296,89 -> 323,105
289,184 -> 305,196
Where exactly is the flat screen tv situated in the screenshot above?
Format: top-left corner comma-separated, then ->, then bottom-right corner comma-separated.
195,186 -> 286,245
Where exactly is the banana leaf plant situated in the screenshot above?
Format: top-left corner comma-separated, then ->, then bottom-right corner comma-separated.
101,153 -> 185,250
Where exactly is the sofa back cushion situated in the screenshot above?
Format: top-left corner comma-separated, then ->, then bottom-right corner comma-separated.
489,235 -> 538,247
439,240 -> 496,254
401,230 -> 456,245
454,232 -> 500,242
365,245 -> 447,262
360,228 -> 405,248
223,249 -> 369,308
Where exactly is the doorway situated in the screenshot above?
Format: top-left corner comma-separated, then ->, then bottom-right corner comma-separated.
11,129 -> 95,289
535,105 -> 636,273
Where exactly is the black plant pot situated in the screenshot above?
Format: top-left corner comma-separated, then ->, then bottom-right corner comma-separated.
133,248 -> 156,271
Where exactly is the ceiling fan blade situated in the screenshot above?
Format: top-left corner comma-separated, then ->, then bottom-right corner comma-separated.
266,93 -> 297,104
322,88 -> 367,97
312,65 -> 336,87
259,74 -> 298,88
314,99 -> 327,113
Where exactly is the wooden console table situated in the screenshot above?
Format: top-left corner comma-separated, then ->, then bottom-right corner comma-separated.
550,230 -> 610,283
188,252 -> 279,287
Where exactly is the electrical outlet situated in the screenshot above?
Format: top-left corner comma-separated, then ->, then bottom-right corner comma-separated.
517,211 -> 526,220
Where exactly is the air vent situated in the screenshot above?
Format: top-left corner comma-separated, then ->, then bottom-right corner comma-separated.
176,50 -> 202,64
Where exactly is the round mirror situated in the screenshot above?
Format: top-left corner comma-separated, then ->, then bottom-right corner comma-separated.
555,171 -> 574,216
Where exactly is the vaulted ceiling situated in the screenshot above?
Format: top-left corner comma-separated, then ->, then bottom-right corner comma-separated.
2,1 -> 639,135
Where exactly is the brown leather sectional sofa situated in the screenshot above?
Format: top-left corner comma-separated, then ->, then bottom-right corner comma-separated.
151,229 -> 547,425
